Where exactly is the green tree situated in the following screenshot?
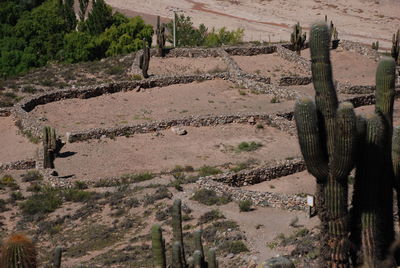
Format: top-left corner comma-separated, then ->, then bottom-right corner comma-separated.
82,0 -> 114,35
59,31 -> 93,63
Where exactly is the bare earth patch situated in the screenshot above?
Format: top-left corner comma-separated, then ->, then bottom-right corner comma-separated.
55,124 -> 300,180
31,79 -> 295,135
149,57 -> 228,76
232,54 -> 309,83
0,117 -> 38,163
301,48 -> 378,85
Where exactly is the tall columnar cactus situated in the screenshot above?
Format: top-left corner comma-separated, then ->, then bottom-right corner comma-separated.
53,246 -> 62,268
140,39 -> 150,78
151,199 -> 217,268
172,199 -> 186,267
349,57 -> 397,266
392,29 -> 399,65
0,233 -> 37,268
156,16 -> 166,57
151,224 -> 166,268
43,126 -> 57,169
294,21 -> 357,266
290,22 -> 306,55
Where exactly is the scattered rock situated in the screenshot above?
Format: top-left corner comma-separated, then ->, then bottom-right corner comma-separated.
171,126 -> 187,135
248,116 -> 256,125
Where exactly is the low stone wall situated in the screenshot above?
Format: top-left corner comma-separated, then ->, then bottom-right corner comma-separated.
224,45 -> 276,56
0,160 -> 36,170
275,45 -> 311,75
279,76 -> 312,86
0,107 -> 11,117
197,177 -> 307,211
212,158 -> 306,187
67,112 -> 293,142
340,40 -> 380,61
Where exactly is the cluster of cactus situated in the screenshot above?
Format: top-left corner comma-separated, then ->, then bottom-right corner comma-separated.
295,21 -> 398,267
156,16 -> 166,57
392,29 -> 399,65
0,233 -> 37,268
151,199 -> 218,268
372,41 -> 379,51
43,126 -> 57,169
140,38 -> 151,78
290,22 -> 307,55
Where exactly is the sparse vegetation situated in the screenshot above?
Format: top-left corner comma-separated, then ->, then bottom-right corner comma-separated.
236,141 -> 263,152
198,166 -> 222,177
191,188 -> 231,206
238,199 -> 253,212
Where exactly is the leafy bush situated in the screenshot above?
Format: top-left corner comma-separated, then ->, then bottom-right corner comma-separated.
191,189 -> 231,206
198,209 -> 225,224
121,172 -> 154,183
20,187 -> 62,215
219,241 -> 249,254
63,189 -> 92,202
21,170 -> 43,182
198,166 -> 222,177
238,199 -> 253,212
236,141 -> 263,152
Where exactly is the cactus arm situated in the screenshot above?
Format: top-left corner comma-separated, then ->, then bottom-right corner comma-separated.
309,21 -> 338,159
172,199 -> 186,266
393,127 -> 400,187
375,57 -> 396,130
331,102 -> 357,179
192,250 -> 202,268
294,98 -> 329,179
207,248 -> 218,268
151,224 -> 166,268
172,242 -> 183,268
53,246 -> 62,268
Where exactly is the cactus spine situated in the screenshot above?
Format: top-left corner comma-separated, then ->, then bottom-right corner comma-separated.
53,246 -> 62,268
0,233 -> 37,268
391,29 -> 399,65
151,224 -> 166,268
294,21 -> 357,267
156,16 -> 166,57
290,22 -> 306,55
43,126 -> 57,169
140,38 -> 150,78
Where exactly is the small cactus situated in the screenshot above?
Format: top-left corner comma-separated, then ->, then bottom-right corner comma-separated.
290,22 -> 306,55
207,248 -> 218,268
140,38 -> 150,78
43,126 -> 57,169
53,246 -> 62,268
372,41 -> 379,51
0,233 -> 37,268
151,224 -> 166,268
156,16 -> 166,57
172,199 -> 186,266
391,29 -> 399,65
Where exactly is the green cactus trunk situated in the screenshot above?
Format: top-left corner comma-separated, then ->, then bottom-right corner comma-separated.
156,16 -> 166,57
0,234 -> 37,268
151,224 -> 166,268
141,39 -> 150,78
172,242 -> 183,268
207,248 -> 218,268
391,30 -> 399,65
295,22 -> 357,267
172,199 -> 186,267
43,126 -> 57,169
52,246 -> 62,268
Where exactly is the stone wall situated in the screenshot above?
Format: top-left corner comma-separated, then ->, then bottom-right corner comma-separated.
340,40 -> 380,61
0,160 -> 36,170
279,76 -> 312,86
275,45 -> 311,75
0,107 -> 11,117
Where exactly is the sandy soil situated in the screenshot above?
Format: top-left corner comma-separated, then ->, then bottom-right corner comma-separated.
302,48 -> 378,85
105,0 -> 400,48
149,57 -> 228,76
31,79 -> 295,135
55,124 -> 300,180
242,170 -> 315,195
0,117 -> 38,163
232,54 -> 309,83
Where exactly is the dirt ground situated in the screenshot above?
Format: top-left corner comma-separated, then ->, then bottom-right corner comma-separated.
232,54 -> 309,83
0,117 -> 38,163
105,0 -> 400,48
55,124 -> 300,180
31,79 -> 295,135
301,48 -> 378,85
149,57 -> 228,76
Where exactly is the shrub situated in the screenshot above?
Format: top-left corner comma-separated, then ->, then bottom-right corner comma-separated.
63,189 -> 92,202
219,241 -> 249,254
121,172 -> 154,183
238,199 -> 253,212
74,180 -> 88,189
20,188 -> 62,215
236,141 -> 263,152
198,166 -> 222,177
21,170 -> 42,182
191,189 -> 231,206
198,209 -> 225,225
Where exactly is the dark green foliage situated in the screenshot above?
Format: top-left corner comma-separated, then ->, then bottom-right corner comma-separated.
290,22 -> 306,55
81,0 -> 113,35
166,13 -> 243,47
58,0 -> 76,32
0,233 -> 36,268
20,187 -> 62,215
198,166 -> 222,177
172,199 -> 186,267
78,0 -> 89,21
198,210 -> 225,225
